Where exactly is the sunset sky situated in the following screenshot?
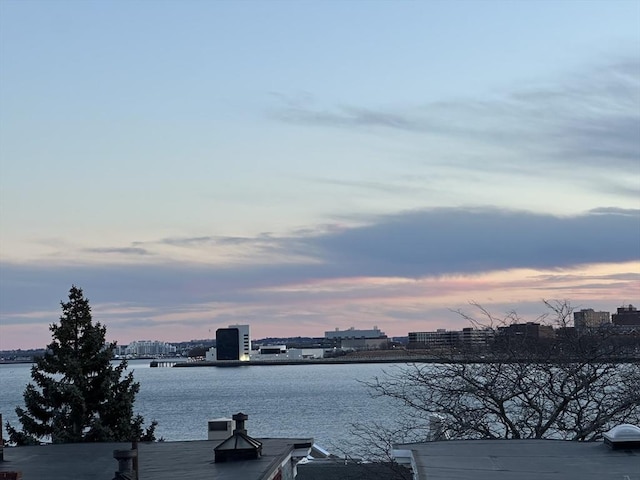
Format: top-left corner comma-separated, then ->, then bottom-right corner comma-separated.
1,0 -> 639,350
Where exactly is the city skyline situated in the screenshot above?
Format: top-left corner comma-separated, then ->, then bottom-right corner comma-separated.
1,1 -> 639,349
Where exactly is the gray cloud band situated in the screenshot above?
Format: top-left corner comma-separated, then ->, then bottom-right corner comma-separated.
1,207 -> 638,320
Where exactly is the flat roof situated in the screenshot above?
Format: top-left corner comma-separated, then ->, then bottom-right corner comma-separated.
297,459 -> 411,480
0,437 -> 313,480
396,439 -> 640,480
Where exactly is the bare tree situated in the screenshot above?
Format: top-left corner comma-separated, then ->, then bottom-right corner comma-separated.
362,300 -> 640,443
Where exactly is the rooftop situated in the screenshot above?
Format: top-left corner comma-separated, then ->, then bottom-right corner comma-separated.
297,458 -> 411,480
395,439 -> 640,480
0,437 -> 313,480
3,434 -> 639,479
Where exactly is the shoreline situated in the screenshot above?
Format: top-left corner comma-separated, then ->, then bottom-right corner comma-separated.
171,355 -> 640,367
172,358 -> 414,367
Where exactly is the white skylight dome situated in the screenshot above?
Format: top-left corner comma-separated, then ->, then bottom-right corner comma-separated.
603,424 -> 640,449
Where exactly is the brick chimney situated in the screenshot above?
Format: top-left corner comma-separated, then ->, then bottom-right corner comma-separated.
232,412 -> 248,435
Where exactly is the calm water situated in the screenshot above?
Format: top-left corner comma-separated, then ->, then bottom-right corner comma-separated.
0,360 -> 403,450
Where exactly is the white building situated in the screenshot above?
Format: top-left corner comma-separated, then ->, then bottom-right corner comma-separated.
324,326 -> 386,340
251,346 -> 325,361
205,347 -> 217,362
125,340 -> 177,357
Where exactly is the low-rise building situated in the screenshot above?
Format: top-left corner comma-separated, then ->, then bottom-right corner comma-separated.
409,329 -> 458,349
125,340 -> 177,357
496,322 -> 555,340
325,326 -> 386,340
612,304 -> 640,326
408,328 -> 493,351
325,326 -> 389,351
252,346 -> 325,361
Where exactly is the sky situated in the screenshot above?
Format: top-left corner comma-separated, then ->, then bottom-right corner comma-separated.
0,0 -> 639,350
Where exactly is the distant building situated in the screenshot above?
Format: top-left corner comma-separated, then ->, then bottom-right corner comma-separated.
325,326 -> 386,340
574,309 -> 611,330
497,322 -> 554,340
459,327 -> 495,349
324,326 -> 389,350
205,346 -> 217,361
340,337 -> 390,350
216,325 -> 251,361
205,339 -> 326,362
258,345 -> 287,355
612,304 -> 640,326
408,328 -> 493,350
114,344 -> 127,356
252,346 -> 325,361
124,340 -> 177,357
494,322 -> 555,352
409,329 -> 458,349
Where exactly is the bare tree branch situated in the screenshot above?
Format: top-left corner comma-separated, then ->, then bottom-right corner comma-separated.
356,300 -> 640,450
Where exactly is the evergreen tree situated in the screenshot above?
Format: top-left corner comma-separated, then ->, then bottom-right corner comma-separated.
6,285 -> 156,444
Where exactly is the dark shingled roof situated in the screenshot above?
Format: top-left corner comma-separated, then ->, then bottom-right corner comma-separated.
297,459 -> 412,480
0,438 -> 313,480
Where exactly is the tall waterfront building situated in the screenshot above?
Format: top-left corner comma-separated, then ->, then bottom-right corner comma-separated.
216,324 -> 251,361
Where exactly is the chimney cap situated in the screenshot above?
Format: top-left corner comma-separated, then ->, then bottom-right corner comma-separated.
232,412 -> 248,422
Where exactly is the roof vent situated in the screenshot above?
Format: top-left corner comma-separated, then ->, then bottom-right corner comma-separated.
603,424 -> 640,450
214,413 -> 263,462
208,418 -> 234,441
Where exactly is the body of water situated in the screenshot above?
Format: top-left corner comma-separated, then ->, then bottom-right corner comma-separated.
0,360 -> 404,451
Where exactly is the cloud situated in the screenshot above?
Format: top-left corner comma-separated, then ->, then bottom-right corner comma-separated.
272,57 -> 640,175
155,236 -> 216,246
8,209 -> 640,283
148,233 -> 296,257
1,207 -> 638,318
310,177 -> 427,195
588,207 -> 640,216
305,207 -> 640,277
275,105 -> 424,131
85,247 -> 151,255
